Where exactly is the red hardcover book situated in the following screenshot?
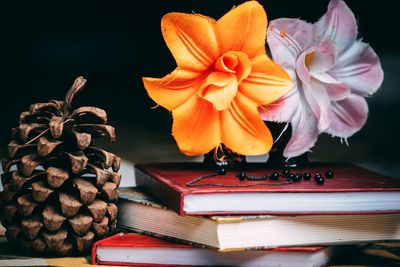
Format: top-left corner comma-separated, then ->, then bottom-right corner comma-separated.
118,188 -> 400,250
135,162 -> 400,216
92,233 -> 348,267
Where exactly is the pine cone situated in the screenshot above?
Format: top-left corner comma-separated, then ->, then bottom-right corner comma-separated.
0,77 -> 120,255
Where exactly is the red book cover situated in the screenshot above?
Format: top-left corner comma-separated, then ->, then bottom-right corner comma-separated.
92,233 -> 330,266
92,233 -> 190,266
135,162 -> 400,216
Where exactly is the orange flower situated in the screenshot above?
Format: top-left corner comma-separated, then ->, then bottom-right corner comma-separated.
143,1 -> 292,156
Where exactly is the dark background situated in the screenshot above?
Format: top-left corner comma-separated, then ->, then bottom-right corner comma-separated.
1,0 -> 399,176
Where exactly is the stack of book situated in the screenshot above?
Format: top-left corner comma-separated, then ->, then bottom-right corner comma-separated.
92,162 -> 400,266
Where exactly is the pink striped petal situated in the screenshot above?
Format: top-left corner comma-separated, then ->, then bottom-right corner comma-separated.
330,41 -> 384,96
267,18 -> 314,69
315,0 -> 357,52
326,94 -> 368,138
259,86 -> 300,123
325,83 -> 350,101
311,72 -> 341,84
302,80 -> 332,132
283,100 -> 319,158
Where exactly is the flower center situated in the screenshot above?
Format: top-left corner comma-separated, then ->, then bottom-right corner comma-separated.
304,52 -> 314,70
215,53 -> 239,73
198,51 -> 252,111
214,51 -> 252,82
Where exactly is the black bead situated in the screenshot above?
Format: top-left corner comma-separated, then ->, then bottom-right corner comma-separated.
303,172 -> 311,180
315,175 -> 322,180
314,173 -> 324,185
288,173 -> 295,180
315,177 -> 324,185
217,168 -> 227,175
325,170 -> 334,178
282,169 -> 290,177
236,171 -> 247,181
292,173 -> 302,182
270,172 -> 279,180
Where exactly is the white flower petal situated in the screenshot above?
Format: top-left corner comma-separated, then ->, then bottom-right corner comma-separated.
315,0 -> 357,52
311,72 -> 341,84
302,80 -> 332,132
296,49 -> 312,85
267,18 -> 314,70
326,94 -> 369,138
325,83 -> 350,101
330,41 -> 384,96
283,100 -> 319,159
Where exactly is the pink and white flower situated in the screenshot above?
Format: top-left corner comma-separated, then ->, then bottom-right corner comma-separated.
261,0 -> 384,158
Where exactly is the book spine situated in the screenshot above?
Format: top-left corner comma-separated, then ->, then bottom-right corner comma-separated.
92,238 -> 99,265
135,168 -> 184,215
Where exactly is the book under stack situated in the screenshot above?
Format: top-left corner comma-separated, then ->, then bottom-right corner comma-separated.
92,162 -> 400,266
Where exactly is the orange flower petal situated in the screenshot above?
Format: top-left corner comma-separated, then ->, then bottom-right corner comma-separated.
172,96 -> 220,155
214,52 -> 238,73
214,51 -> 252,82
216,1 -> 267,58
162,13 -> 220,71
143,68 -> 203,111
221,92 -> 272,155
204,71 -> 232,87
232,51 -> 252,83
200,74 -> 238,111
240,54 -> 292,105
